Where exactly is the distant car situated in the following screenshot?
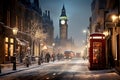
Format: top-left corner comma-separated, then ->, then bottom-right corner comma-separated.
64,51 -> 74,59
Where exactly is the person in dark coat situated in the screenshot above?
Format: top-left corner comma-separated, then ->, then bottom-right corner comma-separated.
57,53 -> 61,61
52,53 -> 55,62
45,52 -> 51,63
24,56 -> 30,67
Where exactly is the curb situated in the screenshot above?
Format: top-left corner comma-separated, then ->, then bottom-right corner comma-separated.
0,65 -> 40,76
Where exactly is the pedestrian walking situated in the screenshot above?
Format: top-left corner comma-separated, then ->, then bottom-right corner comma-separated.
24,56 -> 30,67
38,56 -> 41,65
20,51 -> 24,63
45,52 -> 51,63
40,51 -> 44,63
52,53 -> 55,62
57,53 -> 61,61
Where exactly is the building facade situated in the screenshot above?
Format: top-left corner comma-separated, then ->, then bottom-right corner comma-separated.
42,10 -> 54,46
90,0 -> 120,71
0,0 -> 54,63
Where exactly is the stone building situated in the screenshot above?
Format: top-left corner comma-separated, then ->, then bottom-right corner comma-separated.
42,10 -> 54,46
90,0 -> 120,71
0,0 -> 44,63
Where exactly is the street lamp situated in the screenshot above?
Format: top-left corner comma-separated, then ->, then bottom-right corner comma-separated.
52,43 -> 55,61
52,43 -> 55,54
38,43 -> 43,65
111,14 -> 120,26
110,1 -> 120,66
83,29 -> 88,58
83,30 -> 87,45
52,43 -> 55,47
111,14 -> 120,66
111,0 -> 120,27
12,27 -> 18,70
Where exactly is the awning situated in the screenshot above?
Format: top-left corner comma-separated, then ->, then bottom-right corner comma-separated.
16,38 -> 29,46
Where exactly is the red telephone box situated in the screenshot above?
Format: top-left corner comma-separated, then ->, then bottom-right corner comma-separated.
89,33 -> 106,70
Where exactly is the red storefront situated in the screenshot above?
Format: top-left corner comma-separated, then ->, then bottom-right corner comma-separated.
89,33 -> 106,70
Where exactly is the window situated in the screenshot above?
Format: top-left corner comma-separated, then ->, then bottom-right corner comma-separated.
5,44 -> 8,56
10,38 -> 14,43
5,37 -> 8,42
93,42 -> 102,63
10,45 -> 13,56
5,37 -> 14,57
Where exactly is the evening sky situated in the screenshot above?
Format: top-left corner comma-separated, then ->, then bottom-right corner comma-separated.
40,0 -> 92,47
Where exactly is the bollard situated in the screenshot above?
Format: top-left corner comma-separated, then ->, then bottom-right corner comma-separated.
38,57 -> 41,65
26,63 -> 29,67
12,56 -> 16,70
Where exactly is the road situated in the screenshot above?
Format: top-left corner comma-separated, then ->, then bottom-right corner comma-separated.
0,58 -> 120,80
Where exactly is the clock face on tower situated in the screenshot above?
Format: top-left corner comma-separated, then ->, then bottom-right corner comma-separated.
61,20 -> 65,24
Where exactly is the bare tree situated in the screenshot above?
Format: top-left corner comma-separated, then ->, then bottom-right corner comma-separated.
27,20 -> 47,41
26,20 -> 47,56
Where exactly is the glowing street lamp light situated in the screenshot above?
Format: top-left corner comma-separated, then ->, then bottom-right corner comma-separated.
52,43 -> 55,47
83,30 -> 87,33
111,15 -> 118,22
12,27 -> 18,70
111,14 -> 120,27
52,43 -> 55,53
82,29 -> 87,44
13,27 -> 18,35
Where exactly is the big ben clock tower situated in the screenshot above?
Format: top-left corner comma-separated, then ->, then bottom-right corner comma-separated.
59,5 -> 68,46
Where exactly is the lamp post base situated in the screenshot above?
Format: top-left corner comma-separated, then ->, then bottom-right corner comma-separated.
38,57 -> 41,65
13,62 -> 16,70
12,56 -> 16,70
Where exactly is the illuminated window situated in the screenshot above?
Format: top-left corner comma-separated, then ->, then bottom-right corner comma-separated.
34,44 -> 39,57
10,45 -> 13,56
5,44 -> 8,56
5,37 -> 8,42
10,38 -> 14,43
93,42 -> 102,63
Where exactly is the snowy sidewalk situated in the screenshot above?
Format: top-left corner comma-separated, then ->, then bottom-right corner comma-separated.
0,62 -> 40,76
0,60 -> 64,76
